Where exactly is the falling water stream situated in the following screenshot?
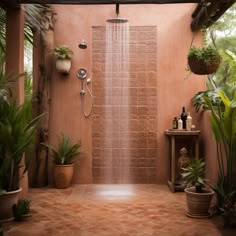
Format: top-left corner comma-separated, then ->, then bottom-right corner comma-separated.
103,21 -> 130,183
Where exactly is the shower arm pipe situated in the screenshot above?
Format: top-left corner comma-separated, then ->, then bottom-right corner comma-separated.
19,1 -> 200,4
116,3 -> 119,16
80,79 -> 93,117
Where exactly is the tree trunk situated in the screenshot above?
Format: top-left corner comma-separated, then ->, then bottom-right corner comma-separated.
30,9 -> 55,187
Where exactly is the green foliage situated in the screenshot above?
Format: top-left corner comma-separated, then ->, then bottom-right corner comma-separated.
53,45 -> 73,60
181,159 -> 206,193
43,133 -> 81,165
188,46 -> 221,65
214,50 -> 236,87
221,191 -> 236,228
215,37 -> 236,55
0,100 -> 44,191
12,199 -> 31,222
192,87 -> 236,211
0,5 -> 51,50
209,4 -> 236,37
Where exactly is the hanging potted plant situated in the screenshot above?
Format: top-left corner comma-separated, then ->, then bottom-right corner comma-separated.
181,159 -> 214,218
187,46 -> 222,75
53,45 -> 73,75
42,133 -> 81,189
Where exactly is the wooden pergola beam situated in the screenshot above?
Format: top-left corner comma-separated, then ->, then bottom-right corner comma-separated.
17,0 -> 199,4
191,0 -> 236,31
0,0 -> 20,8
5,0 -> 236,33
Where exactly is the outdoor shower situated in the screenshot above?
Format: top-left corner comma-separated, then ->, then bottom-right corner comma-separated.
77,39 -> 93,117
107,3 -> 128,23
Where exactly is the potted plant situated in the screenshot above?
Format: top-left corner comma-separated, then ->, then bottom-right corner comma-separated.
12,199 -> 31,222
187,46 -> 222,75
0,100 -> 43,221
53,45 -> 73,75
181,159 -> 214,218
192,82 -> 236,225
43,133 -> 81,189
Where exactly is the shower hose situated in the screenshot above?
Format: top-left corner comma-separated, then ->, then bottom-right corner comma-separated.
81,81 -> 93,117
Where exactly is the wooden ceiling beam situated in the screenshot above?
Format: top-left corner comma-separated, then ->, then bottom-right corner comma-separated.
0,0 -> 20,8
16,0 -> 199,4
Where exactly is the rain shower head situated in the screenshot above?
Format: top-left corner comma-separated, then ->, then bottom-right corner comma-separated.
107,18 -> 128,23
107,3 -> 128,23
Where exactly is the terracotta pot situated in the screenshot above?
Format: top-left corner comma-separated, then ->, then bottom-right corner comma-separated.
53,164 -> 74,189
185,187 -> 214,218
55,59 -> 71,75
0,188 -> 22,222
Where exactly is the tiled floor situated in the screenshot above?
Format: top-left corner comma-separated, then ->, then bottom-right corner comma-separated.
2,184 -> 235,236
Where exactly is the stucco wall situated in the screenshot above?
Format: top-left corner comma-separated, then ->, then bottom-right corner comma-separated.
48,3 -> 209,185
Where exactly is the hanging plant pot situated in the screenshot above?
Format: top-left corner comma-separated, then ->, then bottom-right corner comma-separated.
187,46 -> 222,75
53,45 -> 73,75
55,58 -> 72,75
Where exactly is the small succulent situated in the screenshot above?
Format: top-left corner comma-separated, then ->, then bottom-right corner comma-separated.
12,199 -> 31,221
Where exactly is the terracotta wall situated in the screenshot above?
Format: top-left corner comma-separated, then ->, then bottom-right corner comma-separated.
48,4 -> 214,185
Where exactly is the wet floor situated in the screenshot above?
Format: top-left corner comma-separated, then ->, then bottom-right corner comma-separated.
2,184 -> 235,236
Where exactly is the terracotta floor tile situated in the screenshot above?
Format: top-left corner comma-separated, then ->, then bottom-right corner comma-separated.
2,184 -> 235,236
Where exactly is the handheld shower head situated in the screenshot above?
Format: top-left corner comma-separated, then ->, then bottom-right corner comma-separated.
86,78 -> 91,84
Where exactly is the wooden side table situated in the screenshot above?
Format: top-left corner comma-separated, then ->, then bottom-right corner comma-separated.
165,129 -> 200,192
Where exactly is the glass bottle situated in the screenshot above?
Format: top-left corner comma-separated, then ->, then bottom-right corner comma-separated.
173,117 -> 178,129
186,112 -> 192,131
178,118 -> 183,130
181,107 -> 187,129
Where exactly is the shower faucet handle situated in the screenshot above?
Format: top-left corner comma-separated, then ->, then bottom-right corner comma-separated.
77,68 -> 87,80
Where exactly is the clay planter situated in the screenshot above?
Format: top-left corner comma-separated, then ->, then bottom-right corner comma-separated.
55,59 -> 71,75
53,164 -> 74,189
185,187 -> 214,218
0,188 -> 22,222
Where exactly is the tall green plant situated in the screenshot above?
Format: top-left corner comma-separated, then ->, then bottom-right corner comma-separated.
0,4 -> 51,51
0,100 -> 43,191
192,87 -> 236,206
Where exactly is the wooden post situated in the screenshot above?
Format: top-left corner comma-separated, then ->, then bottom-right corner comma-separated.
5,6 -> 26,196
31,9 -> 55,187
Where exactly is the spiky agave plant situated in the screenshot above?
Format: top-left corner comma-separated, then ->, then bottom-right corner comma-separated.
42,133 -> 81,165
